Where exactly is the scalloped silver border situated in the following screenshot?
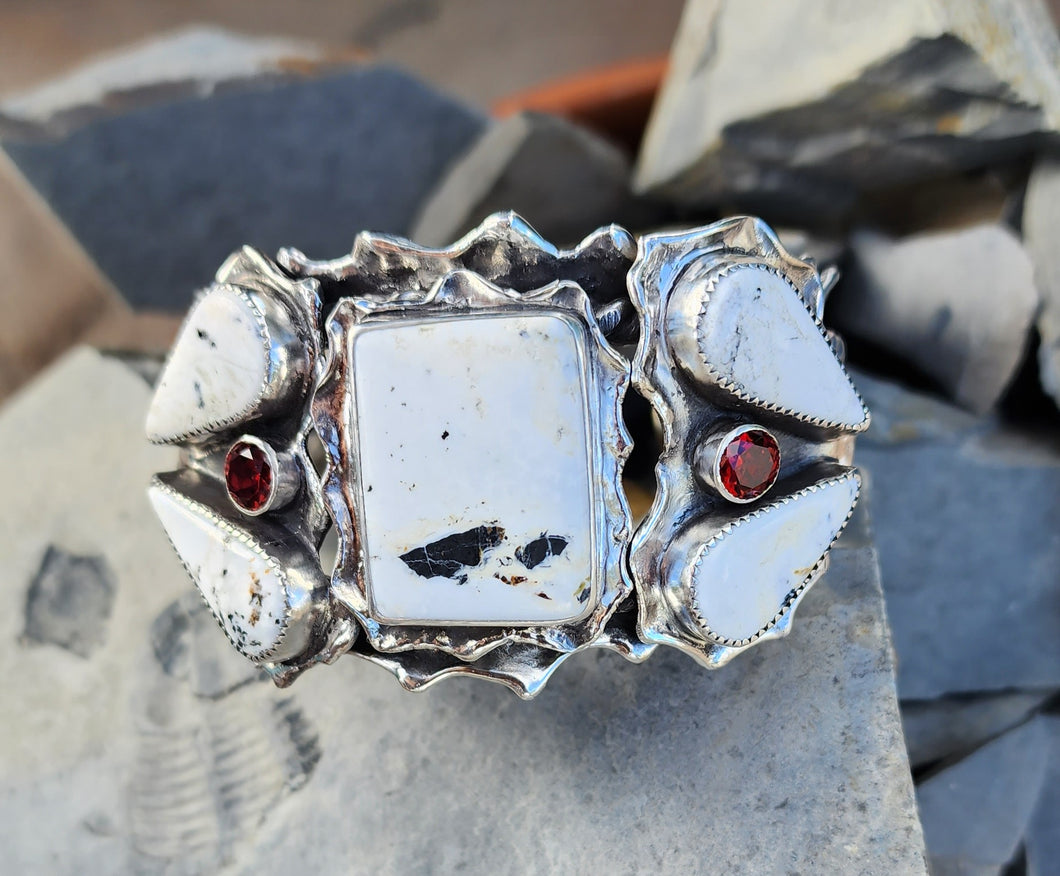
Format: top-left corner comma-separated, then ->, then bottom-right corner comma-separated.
628,216 -> 869,669
313,269 -> 634,663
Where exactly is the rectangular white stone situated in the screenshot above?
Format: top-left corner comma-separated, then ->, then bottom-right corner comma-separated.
351,313 -> 596,625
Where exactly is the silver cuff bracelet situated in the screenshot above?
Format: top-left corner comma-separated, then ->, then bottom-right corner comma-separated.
146,213 -> 869,698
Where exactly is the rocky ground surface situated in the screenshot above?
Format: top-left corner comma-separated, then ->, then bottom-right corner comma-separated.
0,348 -> 927,875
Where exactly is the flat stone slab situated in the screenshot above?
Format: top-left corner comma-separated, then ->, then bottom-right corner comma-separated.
901,691 -> 1052,769
0,33 -> 487,312
852,370 -> 1060,700
1026,716 -> 1060,876
0,349 -> 925,873
917,717 -> 1051,875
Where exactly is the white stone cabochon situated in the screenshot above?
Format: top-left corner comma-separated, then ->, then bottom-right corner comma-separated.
146,287 -> 268,442
691,471 -> 860,643
352,313 -> 595,625
699,265 -> 866,429
149,485 -> 288,659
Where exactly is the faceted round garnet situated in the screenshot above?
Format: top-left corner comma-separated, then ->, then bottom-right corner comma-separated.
224,440 -> 274,513
717,428 -> 780,501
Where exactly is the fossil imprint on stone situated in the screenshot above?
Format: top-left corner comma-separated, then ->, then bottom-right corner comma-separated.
146,212 -> 867,696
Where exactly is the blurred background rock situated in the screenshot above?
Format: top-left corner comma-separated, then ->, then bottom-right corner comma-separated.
1,2 -> 1058,874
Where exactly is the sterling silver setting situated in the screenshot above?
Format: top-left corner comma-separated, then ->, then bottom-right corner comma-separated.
628,217 -> 868,668
146,212 -> 869,697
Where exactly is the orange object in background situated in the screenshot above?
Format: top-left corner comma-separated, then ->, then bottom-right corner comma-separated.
493,56 -> 668,153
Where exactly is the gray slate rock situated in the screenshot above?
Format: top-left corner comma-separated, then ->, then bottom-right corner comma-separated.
852,370 -> 1060,700
411,111 -> 633,248
1023,157 -> 1060,409
917,717 -> 1051,875
635,0 -> 1060,221
0,350 -> 927,874
0,26 -> 323,131
901,691 -> 1052,768
0,33 -> 487,312
1025,716 -> 1060,876
834,225 -> 1038,413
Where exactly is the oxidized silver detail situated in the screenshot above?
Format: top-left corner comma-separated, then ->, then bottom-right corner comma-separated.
628,217 -> 867,668
147,212 -> 869,697
312,269 -> 634,662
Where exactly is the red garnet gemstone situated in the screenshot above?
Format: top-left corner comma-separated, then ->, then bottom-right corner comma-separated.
718,429 -> 780,501
224,440 -> 274,512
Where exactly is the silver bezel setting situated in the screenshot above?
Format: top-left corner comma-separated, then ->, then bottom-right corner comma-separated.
145,212 -> 870,697
223,434 -> 300,517
694,421 -> 781,504
313,269 -> 634,662
628,216 -> 867,668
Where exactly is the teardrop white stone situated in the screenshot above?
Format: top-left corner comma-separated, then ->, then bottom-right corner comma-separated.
146,287 -> 269,442
149,484 -> 289,660
679,264 -> 868,430
690,471 -> 860,644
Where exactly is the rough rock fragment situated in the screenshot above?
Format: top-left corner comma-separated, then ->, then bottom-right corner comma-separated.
833,224 -> 1038,413
1023,157 -> 1060,408
0,32 -> 487,312
636,0 -> 1060,220
917,717 -> 1051,875
1025,717 -> 1060,876
852,369 -> 1060,700
412,111 -> 633,248
901,691 -> 1052,768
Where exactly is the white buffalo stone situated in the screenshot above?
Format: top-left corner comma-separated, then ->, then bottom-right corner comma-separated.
690,471 -> 860,643
149,484 -> 289,660
353,314 -> 595,625
680,263 -> 869,430
146,286 -> 269,442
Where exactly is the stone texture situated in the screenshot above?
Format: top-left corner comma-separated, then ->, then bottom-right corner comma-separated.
635,0 -> 1060,221
1025,716 -> 1060,876
833,225 -> 1039,413
901,691 -> 1052,768
689,472 -> 860,643
145,285 -> 272,443
0,348 -> 926,873
411,111 -> 632,248
1023,157 -> 1060,408
0,26 -> 322,128
22,546 -> 116,659
852,369 -> 1060,700
0,348 -> 181,872
0,35 -> 487,312
682,261 -> 869,428
232,512 -> 927,875
917,717 -> 1051,875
